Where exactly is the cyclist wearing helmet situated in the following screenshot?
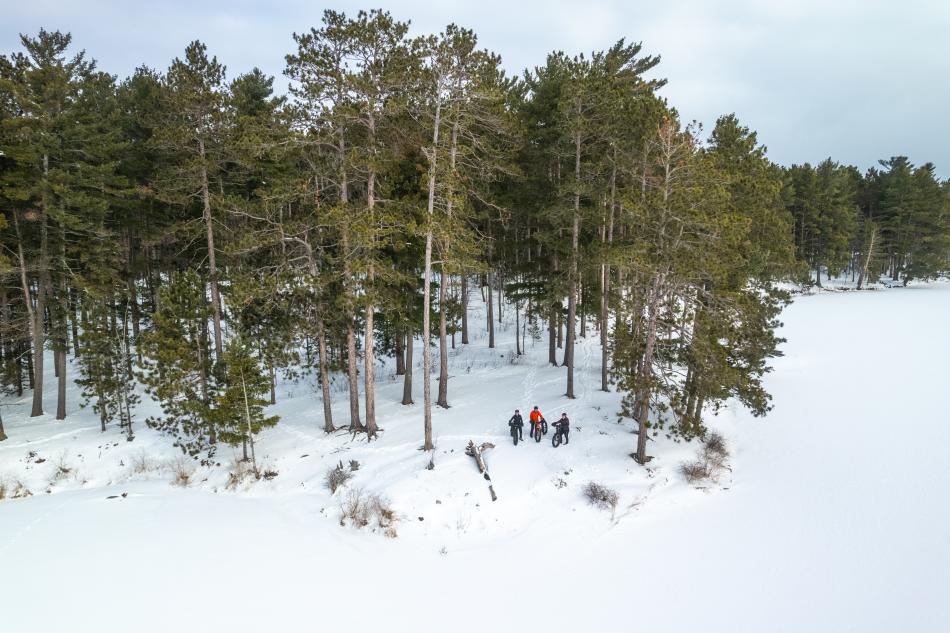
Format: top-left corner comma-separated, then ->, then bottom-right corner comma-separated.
553,412 -> 570,445
529,406 -> 546,436
508,409 -> 524,441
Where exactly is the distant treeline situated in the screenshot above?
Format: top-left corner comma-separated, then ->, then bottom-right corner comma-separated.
0,12 -> 947,463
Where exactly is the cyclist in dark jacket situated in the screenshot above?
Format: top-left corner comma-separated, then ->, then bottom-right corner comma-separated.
508,410 -> 524,441
554,413 -> 570,445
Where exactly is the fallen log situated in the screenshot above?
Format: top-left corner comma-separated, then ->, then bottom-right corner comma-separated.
465,440 -> 497,501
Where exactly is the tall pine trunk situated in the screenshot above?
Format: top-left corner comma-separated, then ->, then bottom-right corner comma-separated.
635,271 -> 666,464
402,330 -> 414,405
437,122 -> 459,409
317,320 -> 335,433
565,133 -> 581,398
55,348 -> 66,420
601,160 -> 616,392
497,273 -> 503,324
421,99 -> 441,452
395,333 -> 405,375
461,275 -> 469,344
515,300 -> 521,355
198,138 -> 224,359
364,119 -> 379,438
15,211 -> 44,418
437,265 -> 450,408
486,271 -> 495,348
346,321 -> 363,432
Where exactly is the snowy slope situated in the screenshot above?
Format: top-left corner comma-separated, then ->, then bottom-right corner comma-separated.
2,282 -> 949,633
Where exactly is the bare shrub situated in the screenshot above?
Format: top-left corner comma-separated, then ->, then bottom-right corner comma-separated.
169,458 -> 195,487
348,459 -> 360,472
129,451 -> 159,475
681,432 -> 731,485
368,493 -> 395,529
340,488 -> 370,527
49,452 -> 74,486
324,461 -> 353,494
226,460 -> 256,490
703,432 -> 730,468
679,459 -> 711,484
0,477 -> 7,501
339,488 -> 398,536
583,481 -> 619,512
12,480 -> 32,499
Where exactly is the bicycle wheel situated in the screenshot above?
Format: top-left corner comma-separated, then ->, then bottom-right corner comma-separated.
513,431 -> 519,446
541,420 -> 548,435
552,431 -> 561,448
534,425 -> 542,442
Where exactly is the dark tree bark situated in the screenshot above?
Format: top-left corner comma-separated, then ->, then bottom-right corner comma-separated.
461,274 -> 469,344
402,330 -> 414,405
395,332 -> 405,375
486,271 -> 495,349
437,266 -> 450,408
346,321 -> 363,432
515,300 -> 521,355
497,272 -> 503,324
198,138 -> 224,359
317,320 -> 335,433
55,348 -> 66,420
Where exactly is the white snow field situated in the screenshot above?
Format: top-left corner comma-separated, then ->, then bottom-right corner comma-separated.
2,282 -> 949,633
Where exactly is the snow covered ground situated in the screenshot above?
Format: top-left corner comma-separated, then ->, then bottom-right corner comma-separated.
2,282 -> 949,632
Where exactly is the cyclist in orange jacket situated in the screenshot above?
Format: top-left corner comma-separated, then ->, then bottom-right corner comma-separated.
529,406 -> 547,437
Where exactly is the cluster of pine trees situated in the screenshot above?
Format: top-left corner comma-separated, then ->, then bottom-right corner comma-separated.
1,14 -> 947,462
786,157 -> 950,288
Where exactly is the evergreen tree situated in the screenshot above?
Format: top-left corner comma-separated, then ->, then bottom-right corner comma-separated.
214,337 -> 279,475
138,271 -> 218,459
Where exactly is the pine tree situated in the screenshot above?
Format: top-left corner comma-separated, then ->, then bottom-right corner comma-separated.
214,337 -> 279,475
0,30 -> 114,419
152,41 -> 229,359
138,271 -> 218,459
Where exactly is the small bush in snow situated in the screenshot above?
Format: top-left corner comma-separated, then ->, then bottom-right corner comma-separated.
340,488 -> 370,527
369,493 -> 396,529
583,481 -> 619,512
702,432 -> 730,469
679,459 -> 711,484
348,459 -> 360,472
3,479 -> 33,500
681,432 -> 731,486
226,460 -> 256,490
129,451 -> 159,475
324,461 -> 353,494
170,458 -> 195,487
340,488 -> 398,536
49,452 -> 74,486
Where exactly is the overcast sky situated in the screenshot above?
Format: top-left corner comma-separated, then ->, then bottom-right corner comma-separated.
4,0 -> 949,177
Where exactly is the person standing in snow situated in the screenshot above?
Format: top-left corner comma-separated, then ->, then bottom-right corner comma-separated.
508,409 -> 524,441
553,413 -> 570,445
529,406 -> 546,436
